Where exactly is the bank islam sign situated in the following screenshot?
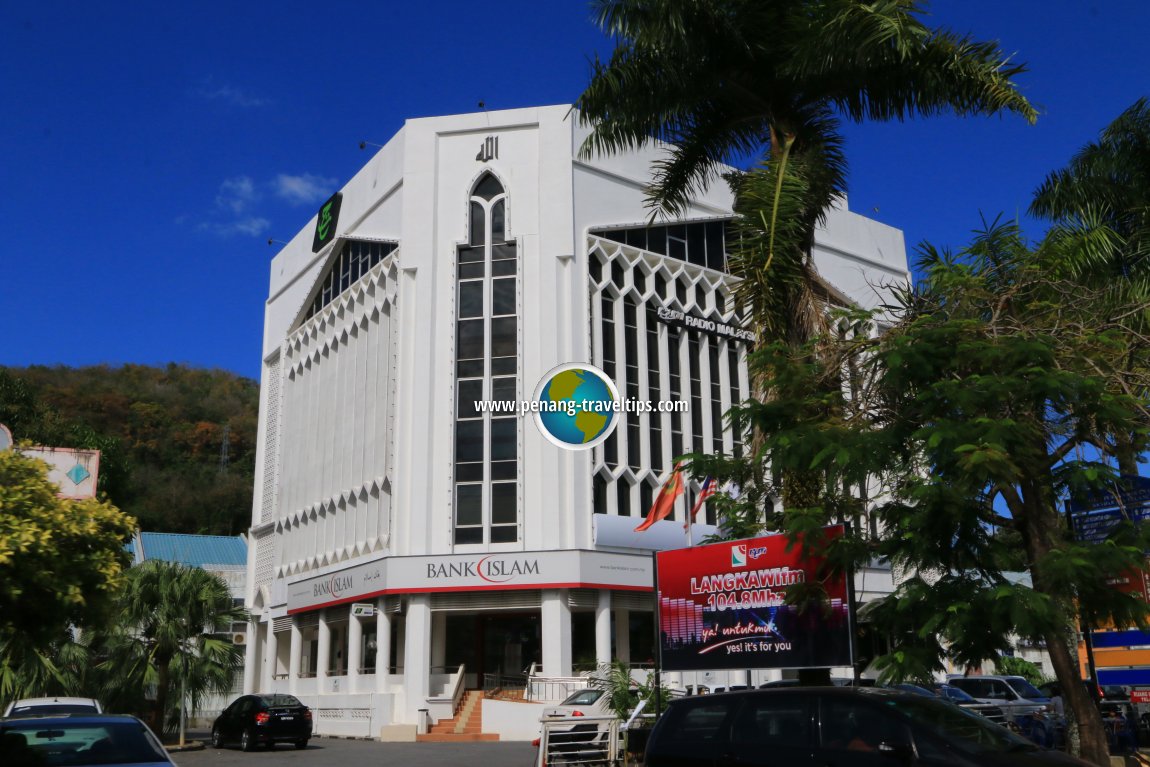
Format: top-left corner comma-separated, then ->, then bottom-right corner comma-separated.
656,526 -> 852,672
287,550 -> 652,612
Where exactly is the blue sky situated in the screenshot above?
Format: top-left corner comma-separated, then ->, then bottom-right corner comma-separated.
2,1 -> 1147,381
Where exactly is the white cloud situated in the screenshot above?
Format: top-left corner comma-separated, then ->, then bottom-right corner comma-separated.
215,176 -> 258,215
198,216 -> 271,238
273,173 -> 338,206
197,83 -> 270,108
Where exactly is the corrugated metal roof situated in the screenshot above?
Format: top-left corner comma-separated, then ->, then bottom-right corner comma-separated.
135,532 -> 247,568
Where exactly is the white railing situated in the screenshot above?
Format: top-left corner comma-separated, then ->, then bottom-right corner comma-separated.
426,663 -> 467,723
538,716 -> 621,767
527,674 -> 591,703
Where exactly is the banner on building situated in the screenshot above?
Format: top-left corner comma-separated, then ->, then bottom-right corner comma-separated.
655,526 -> 852,671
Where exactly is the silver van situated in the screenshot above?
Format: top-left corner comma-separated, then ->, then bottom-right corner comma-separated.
945,675 -> 1051,717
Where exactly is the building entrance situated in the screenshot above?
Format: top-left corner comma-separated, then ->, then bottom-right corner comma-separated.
444,612 -> 541,688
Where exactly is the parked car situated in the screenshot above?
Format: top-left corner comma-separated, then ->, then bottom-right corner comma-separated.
542,688 -> 612,722
211,693 -> 312,751
644,687 -> 1090,766
538,689 -> 615,767
2,697 -> 103,718
933,684 -> 1009,725
946,676 -> 1052,717
0,713 -> 173,766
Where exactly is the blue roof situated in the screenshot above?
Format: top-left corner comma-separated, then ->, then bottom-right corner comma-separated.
132,532 -> 247,568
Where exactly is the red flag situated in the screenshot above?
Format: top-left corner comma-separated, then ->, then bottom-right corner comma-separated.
684,476 -> 717,530
635,464 -> 684,532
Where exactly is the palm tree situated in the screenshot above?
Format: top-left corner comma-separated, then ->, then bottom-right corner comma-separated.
90,560 -> 247,737
1030,98 -> 1150,475
577,0 -> 1036,345
0,629 -> 91,703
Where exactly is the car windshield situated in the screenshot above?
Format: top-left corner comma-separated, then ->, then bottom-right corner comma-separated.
939,686 -> 976,703
0,720 -> 168,766
261,694 -> 303,708
892,684 -> 935,697
9,704 -> 99,716
881,696 -> 1036,754
561,690 -> 604,706
1004,678 -> 1045,700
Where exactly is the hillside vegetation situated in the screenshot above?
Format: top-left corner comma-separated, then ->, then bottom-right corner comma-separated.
0,364 -> 258,535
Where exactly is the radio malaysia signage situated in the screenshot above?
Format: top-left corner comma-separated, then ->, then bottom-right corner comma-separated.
655,526 -> 852,671
655,306 -> 754,342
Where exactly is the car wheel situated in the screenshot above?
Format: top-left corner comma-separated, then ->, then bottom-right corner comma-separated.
241,728 -> 256,752
211,728 -> 224,748
295,739 -> 309,750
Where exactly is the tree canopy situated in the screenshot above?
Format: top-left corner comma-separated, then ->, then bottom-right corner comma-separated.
0,449 -> 136,648
696,217 -> 1150,765
0,363 -> 259,535
578,0 -> 1036,217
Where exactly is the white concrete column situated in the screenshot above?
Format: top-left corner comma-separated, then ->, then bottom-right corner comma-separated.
348,608 -> 363,692
614,608 -> 631,665
376,601 -> 392,694
402,595 -> 432,723
541,589 -> 573,677
431,612 -> 447,671
317,610 -> 330,689
595,590 -> 613,667
289,617 -> 302,695
242,619 -> 259,693
262,623 -> 279,691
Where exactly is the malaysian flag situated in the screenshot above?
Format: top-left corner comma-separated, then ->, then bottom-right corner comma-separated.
684,476 -> 717,529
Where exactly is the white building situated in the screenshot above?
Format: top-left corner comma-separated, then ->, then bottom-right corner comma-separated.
243,105 -> 908,739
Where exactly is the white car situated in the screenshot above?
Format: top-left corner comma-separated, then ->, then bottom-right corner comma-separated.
542,688 -> 611,722
3,696 -> 104,717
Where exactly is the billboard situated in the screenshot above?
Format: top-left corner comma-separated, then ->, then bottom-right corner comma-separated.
19,446 -> 101,499
655,526 -> 852,671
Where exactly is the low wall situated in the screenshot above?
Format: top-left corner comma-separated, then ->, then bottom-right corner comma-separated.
295,692 -> 395,738
482,699 -> 550,741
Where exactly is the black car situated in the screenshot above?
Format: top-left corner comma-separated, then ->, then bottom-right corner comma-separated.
211,693 -> 312,751
644,687 -> 1090,766
0,713 -> 174,766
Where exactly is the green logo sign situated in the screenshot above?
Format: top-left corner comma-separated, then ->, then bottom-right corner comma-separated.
312,192 -> 343,252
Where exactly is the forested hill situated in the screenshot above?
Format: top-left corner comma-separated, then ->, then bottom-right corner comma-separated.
0,364 -> 259,536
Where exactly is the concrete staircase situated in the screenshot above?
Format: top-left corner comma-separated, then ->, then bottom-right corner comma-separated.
417,690 -> 500,742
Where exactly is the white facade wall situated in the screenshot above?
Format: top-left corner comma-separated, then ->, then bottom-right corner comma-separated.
246,105 -> 909,740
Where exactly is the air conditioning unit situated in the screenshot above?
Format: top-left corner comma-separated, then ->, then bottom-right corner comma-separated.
233,633 -> 247,645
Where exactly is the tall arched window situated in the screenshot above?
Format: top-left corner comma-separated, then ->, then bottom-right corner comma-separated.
453,173 -> 519,544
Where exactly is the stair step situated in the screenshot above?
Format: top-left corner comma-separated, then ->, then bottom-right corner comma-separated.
417,733 -> 500,743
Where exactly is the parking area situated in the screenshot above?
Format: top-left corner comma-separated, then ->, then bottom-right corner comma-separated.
173,734 -> 536,767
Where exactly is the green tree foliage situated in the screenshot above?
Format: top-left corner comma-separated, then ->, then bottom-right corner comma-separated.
0,630 -> 93,706
1031,97 -> 1150,285
578,0 -> 1037,523
89,560 -> 247,736
696,218 -> 1148,765
578,0 -> 1036,218
869,221 -> 1149,764
994,655 -> 1047,687
588,661 -> 674,719
0,364 -> 259,535
1031,98 -> 1150,476
0,450 -> 135,649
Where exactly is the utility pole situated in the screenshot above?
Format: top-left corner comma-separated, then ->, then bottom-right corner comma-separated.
218,424 -> 230,474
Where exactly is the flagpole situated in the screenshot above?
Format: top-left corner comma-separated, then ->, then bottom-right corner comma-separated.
685,489 -> 693,547
651,550 -> 662,718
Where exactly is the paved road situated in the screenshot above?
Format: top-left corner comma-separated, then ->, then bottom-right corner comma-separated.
173,735 -> 537,767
